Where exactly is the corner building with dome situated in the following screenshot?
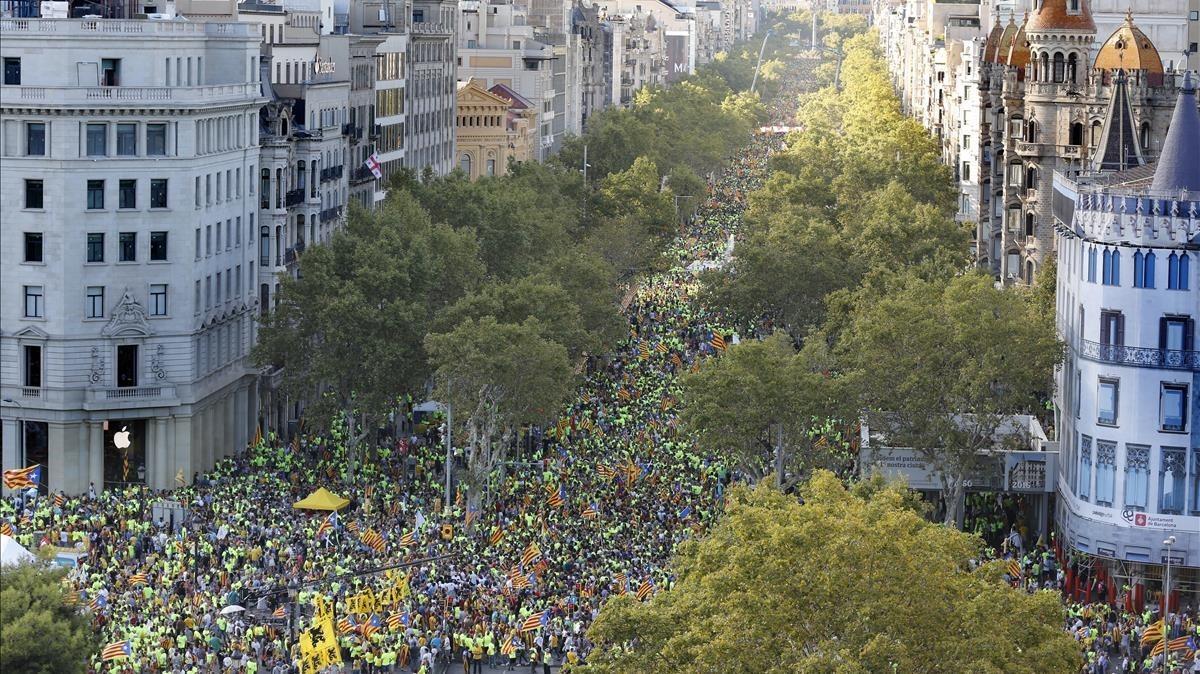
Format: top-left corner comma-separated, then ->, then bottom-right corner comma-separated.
976,0 -> 1183,285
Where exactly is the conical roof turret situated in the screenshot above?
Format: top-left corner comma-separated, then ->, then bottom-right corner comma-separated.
1151,73 -> 1200,193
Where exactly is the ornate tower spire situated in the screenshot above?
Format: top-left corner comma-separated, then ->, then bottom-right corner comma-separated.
1090,70 -> 1144,172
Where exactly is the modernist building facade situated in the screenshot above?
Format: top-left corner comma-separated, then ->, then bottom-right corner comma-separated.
1052,77 -> 1199,569
876,0 -> 1190,285
0,15 -> 265,493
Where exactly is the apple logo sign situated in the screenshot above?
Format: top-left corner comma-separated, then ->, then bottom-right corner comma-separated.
114,426 -> 132,450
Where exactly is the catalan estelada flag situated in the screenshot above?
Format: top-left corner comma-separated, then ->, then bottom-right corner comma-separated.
501,637 -> 518,656
546,485 -> 565,508
272,606 -> 286,619
520,609 -> 548,633
3,464 -> 41,490
636,579 -> 654,601
489,526 -> 504,546
670,352 -> 684,368
101,640 -> 132,661
337,617 -> 354,634
54,493 -> 65,508
0,521 -> 13,537
638,342 -> 650,360
521,542 -> 542,567
597,465 -> 616,481
127,573 -> 148,588
655,342 -> 669,354
387,613 -> 404,630
398,530 -> 416,547
581,503 -> 599,519
710,333 -> 727,351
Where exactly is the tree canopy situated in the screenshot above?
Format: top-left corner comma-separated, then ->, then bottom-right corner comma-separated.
836,271 -> 1063,526
679,333 -> 843,488
1,562 -> 97,674
583,472 -> 1081,674
704,32 -> 965,340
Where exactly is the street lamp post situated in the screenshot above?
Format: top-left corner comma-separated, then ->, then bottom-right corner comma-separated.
1162,534 -> 1176,674
444,400 -> 452,512
750,30 -> 772,94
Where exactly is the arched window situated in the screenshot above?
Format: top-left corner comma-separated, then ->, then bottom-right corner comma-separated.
1140,122 -> 1150,151
1102,249 -> 1121,286
1040,53 -> 1050,83
1067,53 -> 1078,83
1026,121 -> 1038,143
1167,252 -> 1190,289
1026,260 -> 1035,284
1053,52 -> 1065,83
1133,250 -> 1144,287
1070,122 -> 1084,146
1025,212 -> 1036,237
459,152 -> 472,175
1143,251 -> 1155,288
1090,121 -> 1102,146
1025,166 -> 1038,190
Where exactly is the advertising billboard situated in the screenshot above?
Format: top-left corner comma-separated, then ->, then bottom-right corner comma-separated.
665,33 -> 689,83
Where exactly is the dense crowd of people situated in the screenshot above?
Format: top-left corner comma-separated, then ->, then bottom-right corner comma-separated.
2,54 -> 1195,674
0,67 -> 802,674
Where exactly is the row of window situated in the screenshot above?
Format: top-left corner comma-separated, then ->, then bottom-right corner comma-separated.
194,264 -> 251,314
81,122 -> 169,158
21,231 -> 169,265
195,168 -> 246,208
1087,377 -> 1189,432
21,283 -> 169,320
1075,439 -> 1199,516
1083,246 -> 1190,290
22,178 -> 168,211
194,216 -> 246,260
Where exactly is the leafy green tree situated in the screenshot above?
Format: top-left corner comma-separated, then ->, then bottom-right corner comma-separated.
704,208 -> 851,336
842,181 -> 969,272
425,317 -> 573,505
836,272 -> 1063,527
404,169 -> 576,280
254,195 -> 483,463
534,248 -> 626,352
679,334 -> 842,488
583,472 -> 1081,674
1,563 -> 97,674
597,157 -> 675,236
433,276 -> 596,360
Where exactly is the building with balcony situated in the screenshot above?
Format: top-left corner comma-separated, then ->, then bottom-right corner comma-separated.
0,14 -> 266,494
876,0 -> 1190,285
1051,75 -> 1199,574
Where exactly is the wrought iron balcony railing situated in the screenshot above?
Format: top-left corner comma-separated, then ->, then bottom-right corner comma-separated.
1077,339 -> 1200,371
